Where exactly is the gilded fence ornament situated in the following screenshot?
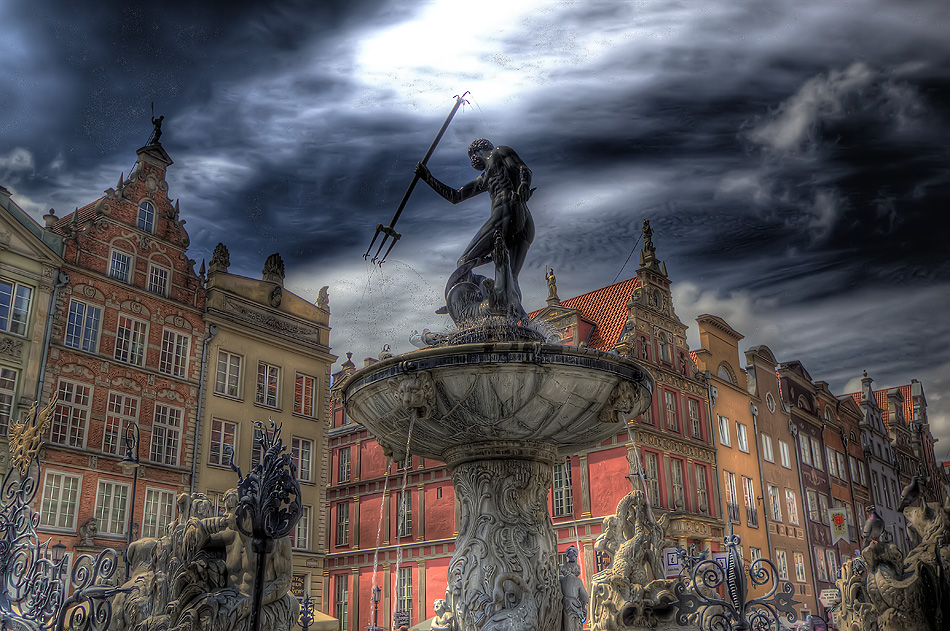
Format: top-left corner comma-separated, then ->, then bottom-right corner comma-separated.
8,395 -> 56,475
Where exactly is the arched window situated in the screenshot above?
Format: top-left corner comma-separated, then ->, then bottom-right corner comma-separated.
797,395 -> 809,410
138,201 -> 155,233
717,362 -> 736,385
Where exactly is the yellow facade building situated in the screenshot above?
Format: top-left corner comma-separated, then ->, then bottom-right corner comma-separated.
194,244 -> 335,611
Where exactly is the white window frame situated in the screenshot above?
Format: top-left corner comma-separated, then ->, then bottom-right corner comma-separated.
335,501 -> 349,547
826,446 -> 838,478
0,368 -> 17,437
114,315 -> 148,366
215,350 -> 242,398
397,566 -> 413,616
815,549 -> 828,582
775,549 -> 789,581
806,490 -> 820,522
761,434 -> 774,462
147,264 -> 169,297
553,460 -> 574,517
743,476 -> 757,527
779,440 -> 791,469
664,390 -> 677,431
109,249 -> 133,283
39,470 -> 82,530
294,373 -> 317,417
786,489 -> 800,525
103,392 -> 139,456
0,279 -> 33,336
95,479 -> 130,536
51,379 -> 91,448
670,457 -> 685,510
397,491 -> 412,537
688,398 -> 702,439
798,434 -> 812,466
292,436 -> 313,482
142,487 -> 175,539
338,447 -> 351,483
295,505 -> 312,549
836,452 -> 848,482
695,464 -> 709,514
335,575 -> 349,631
811,438 -> 823,471
256,361 -> 280,407
768,484 -> 782,522
209,418 -> 238,467
736,422 -> 749,453
644,451 -> 661,508
794,552 -> 807,582
150,404 -> 183,466
159,329 -> 190,378
718,415 -> 731,447
65,299 -> 102,352
137,200 -> 155,233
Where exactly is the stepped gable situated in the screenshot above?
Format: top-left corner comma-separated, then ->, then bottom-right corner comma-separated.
844,384 -> 914,431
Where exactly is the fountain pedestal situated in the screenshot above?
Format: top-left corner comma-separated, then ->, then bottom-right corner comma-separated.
342,342 -> 653,631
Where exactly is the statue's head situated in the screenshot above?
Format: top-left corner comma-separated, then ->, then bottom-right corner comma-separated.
468,139 -> 494,171
566,545 -> 579,563
434,599 -> 447,615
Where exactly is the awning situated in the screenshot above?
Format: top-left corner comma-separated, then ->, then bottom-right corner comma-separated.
410,616 -> 436,630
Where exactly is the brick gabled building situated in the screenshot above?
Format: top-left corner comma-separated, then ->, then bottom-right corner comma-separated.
38,139 -> 206,568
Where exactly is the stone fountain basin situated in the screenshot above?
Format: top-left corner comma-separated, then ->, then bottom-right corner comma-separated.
341,342 -> 653,465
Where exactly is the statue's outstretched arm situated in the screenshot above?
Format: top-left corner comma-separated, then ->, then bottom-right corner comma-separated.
415,163 -> 483,204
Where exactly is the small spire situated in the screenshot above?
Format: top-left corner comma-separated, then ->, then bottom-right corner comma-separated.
117,172 -> 124,189
638,219 -> 667,277
174,199 -> 180,217
199,259 -> 206,277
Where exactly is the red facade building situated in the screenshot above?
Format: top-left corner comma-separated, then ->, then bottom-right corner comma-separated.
37,140 -> 206,567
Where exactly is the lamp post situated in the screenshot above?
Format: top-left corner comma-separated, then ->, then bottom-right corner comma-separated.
118,420 -> 141,578
367,584 -> 383,631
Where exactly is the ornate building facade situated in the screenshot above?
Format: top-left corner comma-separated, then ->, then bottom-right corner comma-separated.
196,244 -> 335,610
38,139 -> 207,569
0,186 -> 64,474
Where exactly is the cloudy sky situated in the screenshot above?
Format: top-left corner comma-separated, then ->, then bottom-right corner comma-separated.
2,1 -> 948,446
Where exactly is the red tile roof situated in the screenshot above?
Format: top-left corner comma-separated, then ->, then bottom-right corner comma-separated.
843,384 -> 914,431
51,197 -> 103,233
529,276 -> 640,351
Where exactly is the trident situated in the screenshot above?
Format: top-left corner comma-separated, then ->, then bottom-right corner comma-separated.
363,91 -> 470,265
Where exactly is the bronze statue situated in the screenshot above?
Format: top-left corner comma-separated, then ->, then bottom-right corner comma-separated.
151,115 -> 164,144
415,139 -> 535,326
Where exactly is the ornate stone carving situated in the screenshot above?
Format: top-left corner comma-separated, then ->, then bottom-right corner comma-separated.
447,457 -> 560,631
599,380 -> 639,423
317,286 -> 329,311
109,489 -> 297,631
78,517 -> 99,547
560,545 -> 589,631
221,298 -> 321,345
590,491 -> 676,630
262,252 -> 285,284
389,371 -> 437,421
836,558 -> 877,631
0,335 -> 23,359
431,598 -> 457,631
209,242 -> 230,274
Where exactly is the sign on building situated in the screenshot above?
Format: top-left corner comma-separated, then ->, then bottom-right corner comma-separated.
819,588 -> 841,608
393,611 -> 411,628
291,573 -> 308,599
663,547 -> 682,577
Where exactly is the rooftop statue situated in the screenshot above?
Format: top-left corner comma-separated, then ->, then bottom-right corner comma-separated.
415,138 -> 535,326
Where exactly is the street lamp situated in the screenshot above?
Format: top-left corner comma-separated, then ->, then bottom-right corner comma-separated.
118,421 -> 141,578
366,584 -> 383,631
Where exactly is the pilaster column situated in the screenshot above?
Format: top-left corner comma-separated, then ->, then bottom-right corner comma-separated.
417,559 -> 426,624
416,485 -> 425,541
354,440 -> 362,481
579,453 -> 591,517
382,490 -> 391,545
352,495 -> 360,547
350,568 -> 359,631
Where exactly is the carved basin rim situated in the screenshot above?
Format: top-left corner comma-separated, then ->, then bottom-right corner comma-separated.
340,341 -> 655,461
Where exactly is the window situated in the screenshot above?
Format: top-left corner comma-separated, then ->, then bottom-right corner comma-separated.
142,488 -> 175,538
553,460 -> 573,516
786,489 -> 800,525
256,362 -> 279,407
294,373 -> 316,417
695,464 -> 709,514
718,416 -> 731,447
397,491 -> 412,537
209,419 -> 238,466
292,437 -> 313,482
65,300 -> 102,352
114,315 -> 147,366
736,422 -> 749,452
826,447 -> 838,478
779,440 -> 791,469
103,392 -> 138,455
818,493 -> 829,520
836,452 -> 848,482
743,476 -> 757,527
643,452 -> 661,508
336,502 -> 349,546
335,576 -> 349,631
794,552 -> 807,582
0,280 -> 32,336
339,447 -> 351,483
815,549 -> 828,582
761,434 -> 774,462
664,391 -> 678,431
109,250 -> 133,283
798,434 -> 811,466
717,362 -> 735,384
724,471 -> 739,523
806,490 -> 819,522
40,471 -> 81,529
639,406 -> 653,425
768,485 -> 782,522
775,549 -> 789,581
51,380 -> 91,447
95,480 -> 130,536
751,547 -> 762,561
766,392 -> 776,412
0,368 -> 16,436
150,404 -> 182,465
397,566 -> 413,616
670,458 -> 685,510
811,438 -> 823,471
160,330 -> 189,378
294,505 -> 312,549
849,455 -> 860,484
137,201 -> 155,233
688,399 -> 702,439
215,351 -> 242,398
147,265 -> 168,296
837,500 -> 856,540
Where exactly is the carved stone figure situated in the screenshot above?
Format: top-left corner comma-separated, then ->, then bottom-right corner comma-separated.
389,371 -> 437,421
209,242 -> 230,274
151,115 -> 164,144
431,598 -> 457,631
78,517 -> 99,547
835,558 -> 878,631
109,489 -> 297,631
415,139 -> 535,326
317,286 -> 329,311
546,268 -> 559,303
599,380 -> 639,424
262,253 -> 285,283
560,546 -> 589,631
590,491 -> 676,630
